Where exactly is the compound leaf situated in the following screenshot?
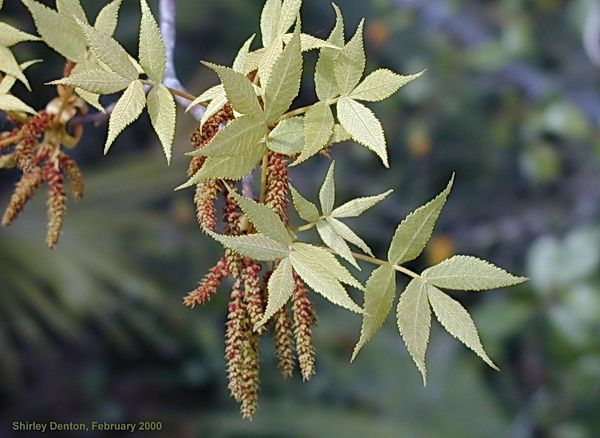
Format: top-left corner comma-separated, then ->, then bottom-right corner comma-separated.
206,230 -> 290,261
396,277 -> 431,384
423,256 -> 528,291
350,69 -> 425,102
293,101 -> 334,165
203,62 -> 262,115
105,80 -> 146,153
316,220 -> 359,269
139,0 -> 166,82
258,257 -> 295,328
352,263 -> 396,361
387,175 -> 454,265
147,84 -> 176,164
334,19 -> 365,95
290,185 -> 320,222
427,285 -> 498,370
337,97 -> 388,167
331,189 -> 393,218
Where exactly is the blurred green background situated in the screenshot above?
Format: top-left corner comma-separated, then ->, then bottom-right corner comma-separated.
1,0 -> 600,436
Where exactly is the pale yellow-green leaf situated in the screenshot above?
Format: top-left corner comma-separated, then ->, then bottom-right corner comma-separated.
329,124 -> 351,144
423,256 -> 528,291
290,185 -> 320,222
293,101 -> 334,165
326,217 -> 373,257
227,188 -> 291,245
352,263 -> 396,361
292,242 -> 363,291
147,84 -> 176,164
94,0 -> 122,36
317,220 -> 359,269
282,33 -> 341,52
334,19 -> 365,95
21,0 -> 86,61
315,3 -> 344,101
203,62 -> 262,115
331,189 -> 393,219
396,277 -> 431,384
278,0 -> 302,35
257,38 -> 283,86
139,0 -> 166,81
186,84 -> 224,113
258,258 -> 295,328
267,116 -> 304,155
206,230 -> 290,261
387,175 -> 454,265
177,142 -> 266,188
0,94 -> 36,114
427,285 -> 498,370
263,24 -> 302,123
0,0 -> 4,10
243,49 -> 263,75
199,92 -> 227,128
0,47 -> 30,90
48,68 -> 131,94
319,161 -> 336,215
75,87 -> 103,112
350,69 -> 425,102
0,22 -> 40,46
190,114 -> 266,157
105,80 -> 146,153
78,18 -> 138,80
232,34 -> 256,73
289,248 -> 363,314
260,0 -> 282,47
337,97 -> 388,167
56,0 -> 87,22
0,59 -> 39,94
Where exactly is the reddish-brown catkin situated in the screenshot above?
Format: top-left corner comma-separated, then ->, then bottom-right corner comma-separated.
242,259 -> 266,335
225,280 -> 246,402
1,169 -> 44,226
265,151 -> 290,223
239,312 -> 260,420
59,153 -> 84,201
292,273 -> 317,381
44,161 -> 67,249
183,258 -> 229,307
15,112 -> 51,173
194,180 -> 222,232
273,306 -> 296,378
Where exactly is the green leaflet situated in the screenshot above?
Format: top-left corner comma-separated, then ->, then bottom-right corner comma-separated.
267,116 -> 304,155
427,285 -> 498,371
423,256 -> 527,291
387,175 -> 454,265
0,23 -> 40,47
396,277 -> 431,384
232,34 -> 256,73
258,258 -> 295,328
186,84 -> 224,112
326,217 -> 373,257
78,18 -> 138,80
21,0 -> 87,61
190,114 -> 266,157
292,243 -> 363,290
227,188 -> 292,245
94,0 -> 122,36
257,37 -> 283,87
67,61 -> 104,111
331,189 -> 393,218
329,124 -> 351,145
0,94 -> 36,114
350,69 -> 425,102
105,80 -> 146,153
206,230 -> 290,261
49,68 -> 131,94
56,0 -> 86,22
178,142 -> 267,188
334,19 -> 365,96
199,92 -> 227,128
282,33 -> 341,52
279,0 -> 302,36
263,24 -> 302,123
337,97 -> 388,167
316,220 -> 359,269
289,246 -> 363,314
290,185 -> 320,222
139,0 -> 166,82
293,102 -> 334,165
260,0 -> 282,47
75,87 -> 103,112
203,62 -> 262,115
315,3 -> 344,101
319,161 -> 336,216
352,263 -> 396,361
0,0 -> 3,10
0,47 -> 30,90
0,59 -> 40,94
147,84 -> 176,164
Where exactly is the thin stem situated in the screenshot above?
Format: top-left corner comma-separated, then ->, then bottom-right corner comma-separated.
0,133 -> 22,149
140,79 -> 199,102
273,98 -> 339,126
289,222 -> 317,232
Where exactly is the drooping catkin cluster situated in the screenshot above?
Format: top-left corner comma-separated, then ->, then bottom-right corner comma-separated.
1,110 -> 85,248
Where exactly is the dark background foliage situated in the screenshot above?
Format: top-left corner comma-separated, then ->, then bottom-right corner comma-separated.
1,0 -> 599,436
